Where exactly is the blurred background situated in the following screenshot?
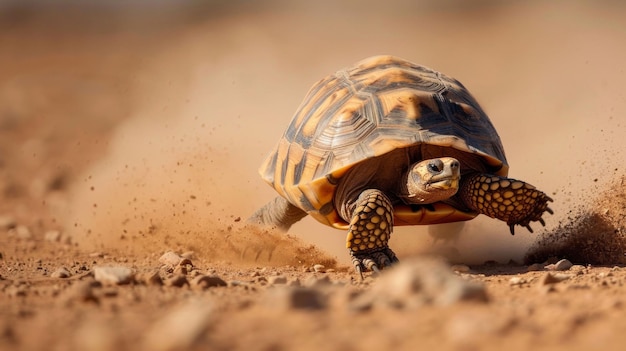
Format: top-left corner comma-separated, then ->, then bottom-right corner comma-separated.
1,0 -> 624,264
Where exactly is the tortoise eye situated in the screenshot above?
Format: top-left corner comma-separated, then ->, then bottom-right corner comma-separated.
428,160 -> 444,173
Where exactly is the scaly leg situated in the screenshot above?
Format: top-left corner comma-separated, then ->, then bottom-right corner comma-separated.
459,174 -> 553,234
346,189 -> 399,278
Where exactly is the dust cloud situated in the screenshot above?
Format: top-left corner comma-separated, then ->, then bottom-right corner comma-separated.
59,1 -> 625,266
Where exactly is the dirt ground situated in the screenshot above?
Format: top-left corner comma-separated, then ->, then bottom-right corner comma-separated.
1,1 -> 626,350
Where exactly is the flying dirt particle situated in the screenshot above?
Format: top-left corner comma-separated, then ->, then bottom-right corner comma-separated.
525,175 -> 626,265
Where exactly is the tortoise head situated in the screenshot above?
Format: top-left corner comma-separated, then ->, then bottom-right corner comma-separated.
401,157 -> 460,204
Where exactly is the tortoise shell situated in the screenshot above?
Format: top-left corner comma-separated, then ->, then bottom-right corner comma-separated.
260,55 -> 509,229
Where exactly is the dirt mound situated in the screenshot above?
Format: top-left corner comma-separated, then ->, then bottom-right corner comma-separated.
525,175 -> 626,265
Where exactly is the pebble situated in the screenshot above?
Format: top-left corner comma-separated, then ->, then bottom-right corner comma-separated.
527,263 -> 544,272
51,267 -> 71,279
539,272 -> 571,285
546,259 -> 573,271
159,251 -> 192,267
73,318 -> 117,351
11,225 -> 32,240
137,270 -> 163,286
165,275 -> 189,288
62,281 -> 99,305
313,264 -> 326,273
6,285 -> 27,297
143,299 -> 215,351
44,230 -> 62,243
93,266 -> 134,285
268,275 -> 288,285
0,215 -> 16,230
304,275 -> 332,288
509,277 -> 526,286
451,265 -> 471,273
363,258 -> 488,309
191,275 -> 227,290
264,286 -> 327,310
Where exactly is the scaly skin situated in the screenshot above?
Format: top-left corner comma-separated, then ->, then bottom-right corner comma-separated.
346,189 -> 399,278
459,174 -> 553,234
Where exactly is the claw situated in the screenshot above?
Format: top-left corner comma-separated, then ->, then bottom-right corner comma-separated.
363,258 -> 377,272
355,265 -> 364,281
525,224 -> 534,233
539,218 -> 546,226
509,224 -> 515,235
546,207 -> 554,215
350,248 -> 398,278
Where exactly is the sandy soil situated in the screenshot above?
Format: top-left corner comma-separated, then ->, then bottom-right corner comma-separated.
1,1 -> 625,350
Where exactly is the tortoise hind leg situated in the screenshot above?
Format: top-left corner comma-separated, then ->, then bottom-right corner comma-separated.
247,196 -> 308,231
459,174 -> 553,234
346,189 -> 399,278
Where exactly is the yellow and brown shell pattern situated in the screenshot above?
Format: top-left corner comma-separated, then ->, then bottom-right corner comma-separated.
260,55 -> 508,229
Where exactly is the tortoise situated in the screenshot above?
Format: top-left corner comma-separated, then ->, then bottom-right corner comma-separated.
249,55 -> 552,276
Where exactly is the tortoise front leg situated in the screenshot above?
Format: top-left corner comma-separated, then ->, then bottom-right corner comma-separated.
346,189 -> 399,278
459,174 -> 553,234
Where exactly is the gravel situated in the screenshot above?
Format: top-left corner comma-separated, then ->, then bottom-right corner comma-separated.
143,299 -> 215,351
264,286 -> 327,310
51,267 -> 71,279
93,266 -> 134,285
191,275 -> 227,290
159,251 -> 192,267
356,257 -> 488,310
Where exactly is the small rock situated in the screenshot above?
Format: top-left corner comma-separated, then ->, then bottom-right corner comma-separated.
304,275 -> 332,288
137,270 -> 163,286
313,264 -> 326,273
0,215 -> 16,230
546,259 -> 573,271
159,251 -> 192,267
228,280 -> 251,288
527,263 -> 544,272
368,258 -> 488,308
509,277 -> 526,286
101,288 -> 119,298
174,265 -> 189,276
143,299 -> 215,351
73,318 -> 117,351
539,272 -> 571,285
11,225 -> 32,240
264,286 -> 327,310
6,285 -> 27,297
191,275 -> 227,290
62,281 -> 99,304
165,274 -> 189,288
89,252 -> 105,258
451,265 -> 471,273
51,267 -> 71,279
93,266 -> 134,285
287,278 -> 301,287
553,259 -> 573,271
44,230 -> 62,243
268,275 -> 288,285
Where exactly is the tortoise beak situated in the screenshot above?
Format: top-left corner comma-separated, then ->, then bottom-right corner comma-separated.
427,176 -> 460,190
